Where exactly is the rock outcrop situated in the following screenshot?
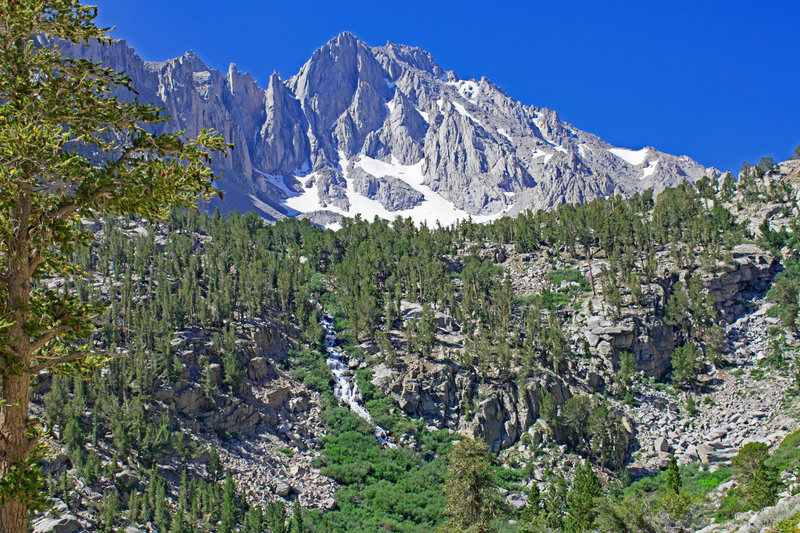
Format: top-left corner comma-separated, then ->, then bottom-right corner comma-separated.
372,358 -> 572,452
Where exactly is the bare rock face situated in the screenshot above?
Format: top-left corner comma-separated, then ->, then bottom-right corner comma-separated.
373,358 -> 572,452
350,167 -> 424,211
58,32 -> 720,224
314,168 -> 350,210
254,72 -> 309,176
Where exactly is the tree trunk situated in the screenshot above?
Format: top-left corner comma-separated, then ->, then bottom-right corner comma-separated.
0,373 -> 32,533
0,191 -> 34,533
585,244 -> 596,296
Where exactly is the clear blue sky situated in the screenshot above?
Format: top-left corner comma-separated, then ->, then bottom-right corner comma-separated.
93,0 -> 800,173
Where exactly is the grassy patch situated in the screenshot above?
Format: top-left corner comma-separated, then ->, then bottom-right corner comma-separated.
549,268 -> 590,292
290,348 -> 332,392
766,428 -> 800,472
623,463 -> 731,501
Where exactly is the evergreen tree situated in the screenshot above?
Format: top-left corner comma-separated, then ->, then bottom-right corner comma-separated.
443,437 -> 505,532
220,471 -> 237,533
0,2 -> 225,529
170,508 -> 186,533
671,343 -> 703,388
265,501 -> 288,533
665,456 -> 681,494
244,505 -> 265,533
291,499 -> 305,533
565,460 -> 602,532
208,448 -> 222,482
745,459 -> 780,511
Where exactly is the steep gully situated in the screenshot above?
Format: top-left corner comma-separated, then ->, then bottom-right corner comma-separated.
319,312 -> 396,447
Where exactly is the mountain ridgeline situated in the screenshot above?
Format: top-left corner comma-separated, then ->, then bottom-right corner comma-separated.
58,32 -> 718,226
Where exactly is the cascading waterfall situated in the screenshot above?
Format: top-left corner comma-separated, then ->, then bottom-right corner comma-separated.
320,313 -> 395,448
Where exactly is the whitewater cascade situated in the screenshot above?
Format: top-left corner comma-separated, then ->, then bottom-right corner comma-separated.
320,313 -> 396,448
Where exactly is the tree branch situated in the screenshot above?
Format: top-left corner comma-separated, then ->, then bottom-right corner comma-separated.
42,144 -> 140,222
29,349 -> 117,374
29,324 -> 73,354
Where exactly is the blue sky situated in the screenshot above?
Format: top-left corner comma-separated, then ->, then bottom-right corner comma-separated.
94,0 -> 800,173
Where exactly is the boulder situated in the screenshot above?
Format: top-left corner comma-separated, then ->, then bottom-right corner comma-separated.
42,454 -> 72,475
32,515 -> 82,533
207,363 -> 223,386
321,497 -> 338,511
266,386 -> 291,408
274,481 -> 292,497
115,469 -> 140,489
247,357 -> 270,381
697,444 -> 715,463
506,493 -> 527,511
587,372 -> 604,391
654,437 -> 670,453
679,444 -> 699,464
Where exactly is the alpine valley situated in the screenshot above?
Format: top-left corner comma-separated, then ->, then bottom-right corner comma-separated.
20,29 -> 800,533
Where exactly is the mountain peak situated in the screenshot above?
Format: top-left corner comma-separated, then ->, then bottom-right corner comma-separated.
67,33 -> 720,225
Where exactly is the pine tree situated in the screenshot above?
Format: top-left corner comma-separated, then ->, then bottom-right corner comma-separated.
244,505 -> 265,533
265,501 -> 288,533
154,481 -> 169,532
291,499 -> 305,533
745,459 -> 780,511
565,460 -> 602,532
665,456 -> 681,494
443,437 -> 505,532
170,508 -> 186,533
0,2 -> 225,529
220,471 -> 237,533
685,394 -> 697,417
208,447 -> 222,482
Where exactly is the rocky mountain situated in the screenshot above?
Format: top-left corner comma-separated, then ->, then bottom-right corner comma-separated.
58,32 -> 719,227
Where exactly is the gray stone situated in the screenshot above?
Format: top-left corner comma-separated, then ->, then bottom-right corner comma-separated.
506,493 -> 527,511
115,469 -> 140,489
654,437 -> 670,453
350,166 -> 424,211
322,497 -> 338,511
55,31 -> 720,223
247,356 -> 270,381
274,481 -> 292,497
32,515 -> 82,533
207,363 -> 222,386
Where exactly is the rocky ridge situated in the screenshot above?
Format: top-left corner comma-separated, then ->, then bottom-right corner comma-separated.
56,33 -> 719,226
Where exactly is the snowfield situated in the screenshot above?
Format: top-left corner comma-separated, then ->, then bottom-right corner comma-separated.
608,147 -> 650,166
282,153 -> 508,229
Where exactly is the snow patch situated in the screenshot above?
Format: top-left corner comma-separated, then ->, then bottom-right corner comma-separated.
415,107 -> 430,124
254,169 -> 294,195
497,128 -> 513,142
446,80 -> 480,103
641,159 -> 659,180
348,154 -> 504,227
608,147 -> 650,166
451,101 -> 480,125
276,152 -> 513,230
386,99 -> 397,115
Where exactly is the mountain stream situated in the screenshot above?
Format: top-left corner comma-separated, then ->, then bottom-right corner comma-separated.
320,313 -> 395,448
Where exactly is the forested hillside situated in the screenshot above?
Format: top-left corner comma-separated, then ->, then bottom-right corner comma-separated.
31,156 -> 800,532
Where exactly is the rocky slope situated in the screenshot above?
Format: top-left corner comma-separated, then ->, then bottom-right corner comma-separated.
55,33 -> 719,226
